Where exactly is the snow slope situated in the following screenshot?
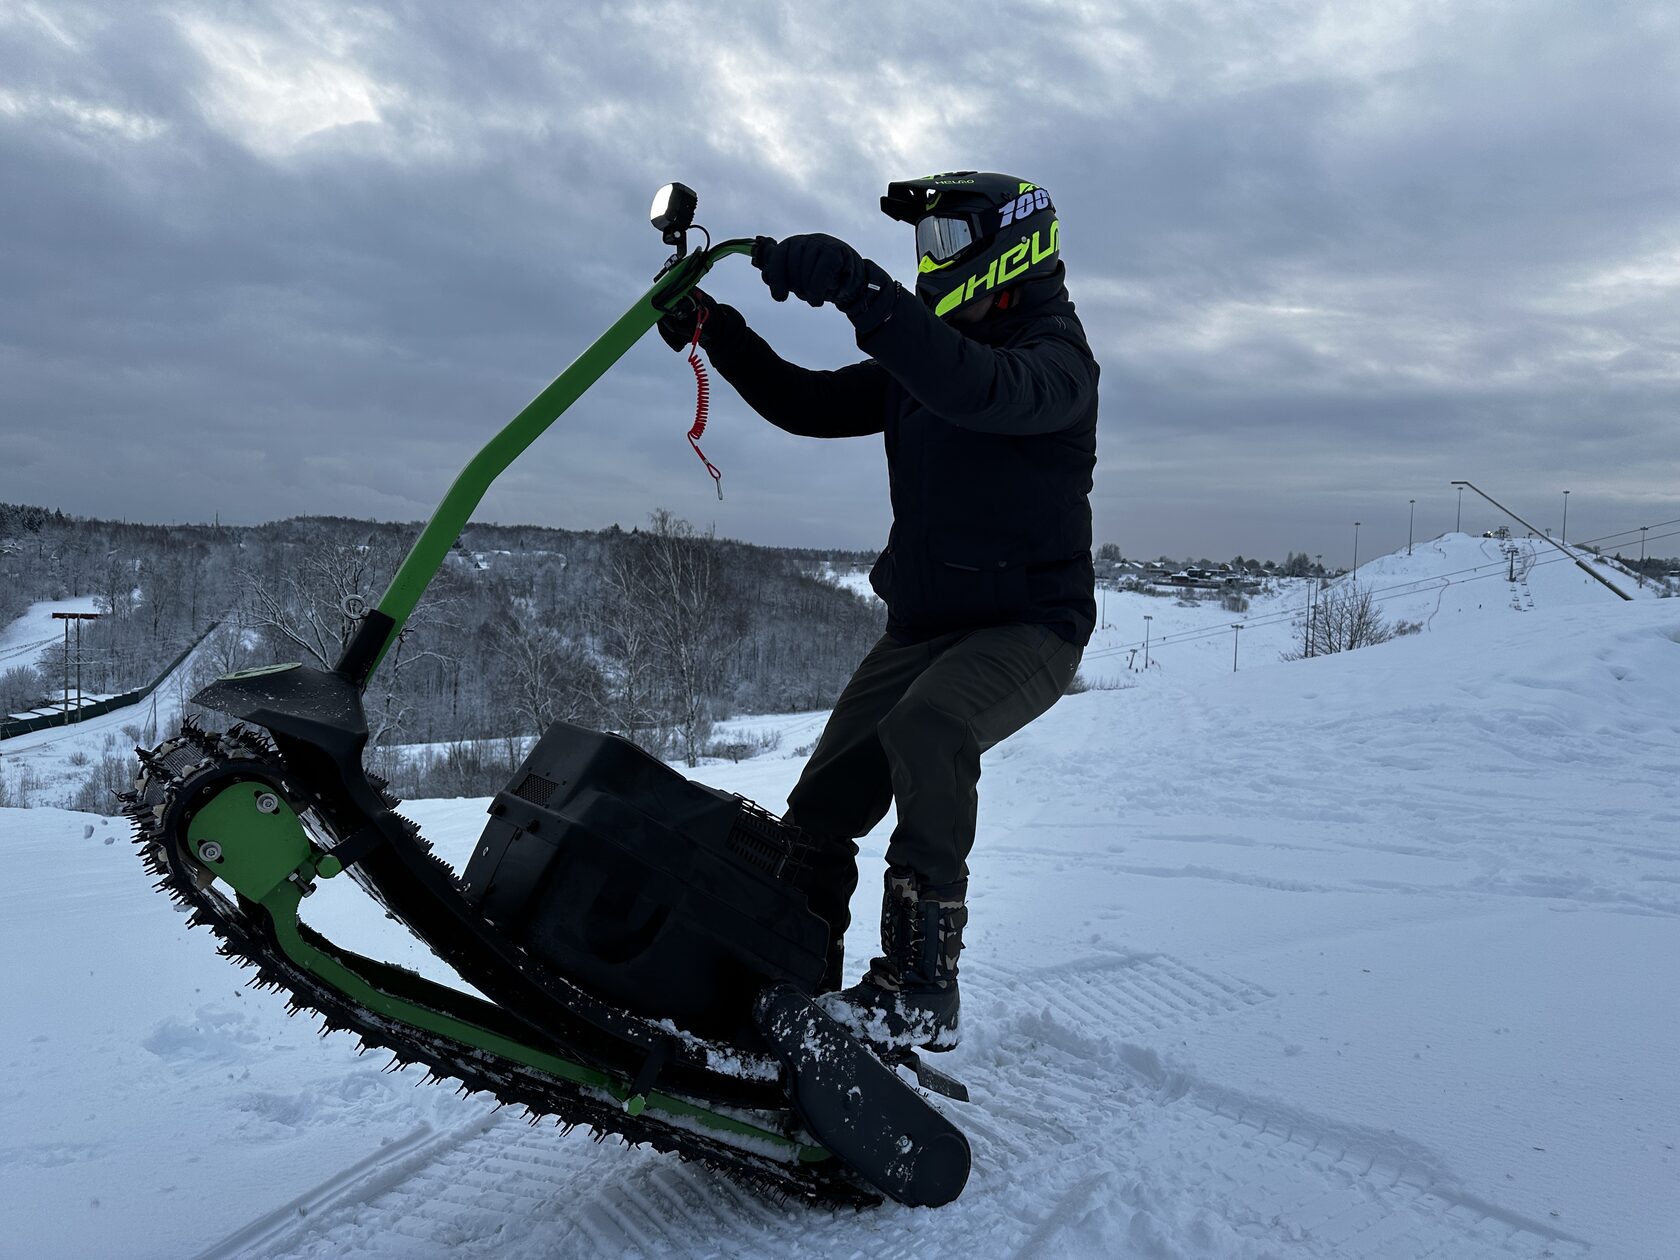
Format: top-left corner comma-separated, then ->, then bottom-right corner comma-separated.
1073,533 -> 1662,687
2,559 -> 1677,1257
0,615 -> 218,808
0,597 -> 101,672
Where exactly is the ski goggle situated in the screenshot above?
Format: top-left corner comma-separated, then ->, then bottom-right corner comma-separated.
914,214 -> 978,264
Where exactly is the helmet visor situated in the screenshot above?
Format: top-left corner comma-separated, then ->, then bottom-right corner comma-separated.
915,214 -> 976,264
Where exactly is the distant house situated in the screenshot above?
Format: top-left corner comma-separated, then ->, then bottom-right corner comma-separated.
1168,569 -> 1224,590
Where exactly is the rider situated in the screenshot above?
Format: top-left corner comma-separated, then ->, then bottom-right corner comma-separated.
659,172 -> 1099,1052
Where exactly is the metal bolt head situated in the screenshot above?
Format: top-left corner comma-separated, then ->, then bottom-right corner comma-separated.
198,840 -> 224,862
255,792 -> 280,815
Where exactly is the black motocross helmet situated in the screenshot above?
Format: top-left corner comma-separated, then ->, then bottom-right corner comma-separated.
881,171 -> 1060,320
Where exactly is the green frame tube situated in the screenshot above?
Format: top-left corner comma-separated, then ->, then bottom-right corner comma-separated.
187,781 -> 826,1159
347,239 -> 757,681
253,877 -> 820,1156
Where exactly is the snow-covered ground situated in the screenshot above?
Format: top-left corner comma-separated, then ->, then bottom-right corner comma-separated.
3,544 -> 1677,1257
0,596 -> 101,673
1074,533 -> 1662,687
0,646 -> 208,810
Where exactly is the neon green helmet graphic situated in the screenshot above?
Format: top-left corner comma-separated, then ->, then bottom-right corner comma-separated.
880,171 -> 1060,319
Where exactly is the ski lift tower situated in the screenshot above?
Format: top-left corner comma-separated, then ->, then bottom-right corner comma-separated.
1450,481 -> 1631,600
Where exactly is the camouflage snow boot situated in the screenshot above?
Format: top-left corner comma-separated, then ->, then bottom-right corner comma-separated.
818,865 -> 967,1052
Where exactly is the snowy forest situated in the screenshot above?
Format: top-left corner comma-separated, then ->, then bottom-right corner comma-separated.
0,502 -> 882,791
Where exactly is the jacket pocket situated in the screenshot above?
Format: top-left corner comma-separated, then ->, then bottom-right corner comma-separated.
868,547 -> 894,603
922,545 -> 1031,627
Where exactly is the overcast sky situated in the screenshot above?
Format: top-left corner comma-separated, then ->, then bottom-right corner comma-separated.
3,0 -> 1677,565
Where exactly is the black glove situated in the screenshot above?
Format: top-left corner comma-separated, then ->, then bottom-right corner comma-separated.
758,234 -> 898,333
759,233 -> 867,308
656,288 -> 745,352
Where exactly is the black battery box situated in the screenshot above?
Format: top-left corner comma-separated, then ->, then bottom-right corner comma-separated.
461,720 -> 828,1040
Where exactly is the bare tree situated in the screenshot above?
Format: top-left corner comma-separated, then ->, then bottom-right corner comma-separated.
95,548 -> 137,622
492,617 -> 604,739
238,537 -> 450,758
638,510 -> 744,767
243,542 -> 382,670
0,665 -> 44,713
587,511 -> 743,763
1286,583 -> 1395,660
594,550 -> 668,750
138,551 -> 185,644
203,617 -> 249,678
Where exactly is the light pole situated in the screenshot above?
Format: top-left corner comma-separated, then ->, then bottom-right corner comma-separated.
1562,491 -> 1570,546
1408,499 -> 1415,556
1303,576 -> 1313,658
1352,521 -> 1361,582
1143,614 -> 1152,670
1456,484 -> 1464,533
1313,554 -> 1324,656
1232,623 -> 1243,673
1640,525 -> 1649,586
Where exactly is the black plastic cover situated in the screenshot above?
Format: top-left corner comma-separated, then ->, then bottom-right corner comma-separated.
461,721 -> 827,1039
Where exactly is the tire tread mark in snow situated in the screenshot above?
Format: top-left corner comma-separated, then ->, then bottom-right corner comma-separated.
968,953 -> 1585,1258
249,949 -> 1586,1258
966,949 -> 1274,1040
1170,1072 -> 1589,1255
250,1123 -> 801,1259
197,1114 -> 502,1260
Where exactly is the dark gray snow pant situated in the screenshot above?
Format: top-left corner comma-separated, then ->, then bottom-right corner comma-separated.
784,623 -> 1083,891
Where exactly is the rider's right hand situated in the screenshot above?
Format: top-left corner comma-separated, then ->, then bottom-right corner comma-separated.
657,288 -> 744,352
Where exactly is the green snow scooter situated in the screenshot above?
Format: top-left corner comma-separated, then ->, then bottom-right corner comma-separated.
125,184 -> 971,1209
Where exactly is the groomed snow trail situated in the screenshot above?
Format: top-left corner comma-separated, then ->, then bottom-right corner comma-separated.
218,947 -> 1586,1259
4,560 -> 1676,1258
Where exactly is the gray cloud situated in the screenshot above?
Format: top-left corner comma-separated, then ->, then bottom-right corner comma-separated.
1,0 -> 1676,564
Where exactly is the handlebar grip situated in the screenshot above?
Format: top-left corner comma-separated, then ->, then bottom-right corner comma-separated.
751,235 -> 776,270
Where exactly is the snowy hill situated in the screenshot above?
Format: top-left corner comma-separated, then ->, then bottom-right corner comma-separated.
2,551 -> 1677,1257
1070,533 -> 1663,687
0,597 -> 103,672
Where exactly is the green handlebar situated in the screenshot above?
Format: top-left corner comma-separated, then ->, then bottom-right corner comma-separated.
348,238 -> 759,682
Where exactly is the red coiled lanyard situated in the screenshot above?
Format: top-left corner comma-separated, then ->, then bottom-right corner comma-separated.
686,307 -> 723,499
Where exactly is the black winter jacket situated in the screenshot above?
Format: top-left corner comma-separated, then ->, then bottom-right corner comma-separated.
708,264 -> 1100,646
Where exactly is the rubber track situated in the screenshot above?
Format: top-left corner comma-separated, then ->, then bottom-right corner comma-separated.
123,724 -> 876,1209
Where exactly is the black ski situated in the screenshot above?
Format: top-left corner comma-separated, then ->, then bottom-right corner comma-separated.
753,984 -> 970,1208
